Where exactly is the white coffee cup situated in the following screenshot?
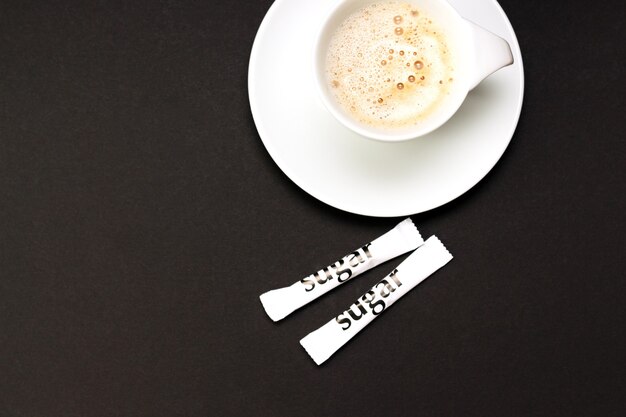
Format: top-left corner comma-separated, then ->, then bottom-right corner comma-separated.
314,0 -> 514,142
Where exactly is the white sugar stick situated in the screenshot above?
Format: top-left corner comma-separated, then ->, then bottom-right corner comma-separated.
259,218 -> 423,321
300,236 -> 452,365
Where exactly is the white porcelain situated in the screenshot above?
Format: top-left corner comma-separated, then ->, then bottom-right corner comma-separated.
314,0 -> 514,142
248,0 -> 524,217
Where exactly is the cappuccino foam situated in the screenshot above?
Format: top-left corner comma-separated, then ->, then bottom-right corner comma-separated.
325,2 -> 456,130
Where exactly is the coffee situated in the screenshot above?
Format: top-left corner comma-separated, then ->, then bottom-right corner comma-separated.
325,1 -> 456,130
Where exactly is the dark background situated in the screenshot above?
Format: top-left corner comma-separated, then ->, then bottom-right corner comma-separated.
1,0 -> 624,416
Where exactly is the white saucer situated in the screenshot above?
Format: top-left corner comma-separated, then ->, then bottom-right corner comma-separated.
248,0 -> 524,217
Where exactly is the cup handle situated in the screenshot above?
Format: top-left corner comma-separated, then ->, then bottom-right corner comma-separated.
466,20 -> 514,90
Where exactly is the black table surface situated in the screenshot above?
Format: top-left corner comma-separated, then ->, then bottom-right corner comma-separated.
1,0 -> 624,416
